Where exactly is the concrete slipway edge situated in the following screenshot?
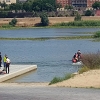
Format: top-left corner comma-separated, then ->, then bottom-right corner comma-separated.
0,65 -> 37,82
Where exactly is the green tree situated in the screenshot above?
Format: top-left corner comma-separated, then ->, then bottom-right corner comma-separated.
32,0 -> 56,12
0,11 -> 8,18
65,5 -> 69,9
56,3 -> 62,9
40,13 -> 49,26
85,10 -> 92,16
16,3 -> 23,12
1,1 -> 7,10
9,18 -> 17,26
23,1 -> 32,12
74,12 -> 81,21
68,5 -> 73,10
65,5 -> 73,10
9,3 -> 22,12
33,5 -> 40,12
92,1 -> 100,9
32,1 -> 41,11
45,3 -> 54,11
9,3 -> 16,12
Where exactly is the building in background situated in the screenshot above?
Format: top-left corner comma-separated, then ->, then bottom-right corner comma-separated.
56,0 -> 69,7
87,0 -> 100,10
56,0 -> 100,10
18,0 -> 27,3
71,0 -> 87,10
68,0 -> 72,6
0,0 -> 16,4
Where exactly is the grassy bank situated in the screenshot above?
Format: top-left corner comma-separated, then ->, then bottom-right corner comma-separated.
53,20 -> 100,27
49,73 -> 72,85
0,18 -> 100,29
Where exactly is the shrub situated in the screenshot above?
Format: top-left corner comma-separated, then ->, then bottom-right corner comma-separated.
93,31 -> 100,38
78,66 -> 90,74
9,18 -> 17,26
49,77 -> 63,85
74,12 -> 81,21
2,24 -> 12,28
82,51 -> 100,69
49,73 -> 72,85
40,13 -> 49,26
54,20 -> 100,27
0,11 -> 8,18
85,10 -> 92,16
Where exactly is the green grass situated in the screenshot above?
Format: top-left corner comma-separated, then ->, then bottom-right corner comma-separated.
0,37 -> 50,41
53,20 -> 100,27
49,73 -> 72,85
78,66 -> 90,74
0,35 -> 93,41
93,31 -> 100,38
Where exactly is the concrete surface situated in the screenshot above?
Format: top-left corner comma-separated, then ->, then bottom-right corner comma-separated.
0,85 -> 100,100
0,64 -> 37,82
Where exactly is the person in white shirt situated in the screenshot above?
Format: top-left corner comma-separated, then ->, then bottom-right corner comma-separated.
6,57 -> 11,74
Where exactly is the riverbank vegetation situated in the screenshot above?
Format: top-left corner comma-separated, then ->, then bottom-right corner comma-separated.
49,73 -> 72,85
93,31 -> 100,38
93,31 -> 100,41
53,20 -> 100,27
79,51 -> 100,74
0,16 -> 100,29
0,35 -> 93,41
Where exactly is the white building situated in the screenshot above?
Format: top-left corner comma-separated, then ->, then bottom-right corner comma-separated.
0,0 -> 16,4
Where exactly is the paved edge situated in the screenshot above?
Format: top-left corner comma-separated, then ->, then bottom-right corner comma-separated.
0,65 -> 37,82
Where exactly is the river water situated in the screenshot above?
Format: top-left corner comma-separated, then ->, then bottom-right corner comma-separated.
0,28 -> 100,82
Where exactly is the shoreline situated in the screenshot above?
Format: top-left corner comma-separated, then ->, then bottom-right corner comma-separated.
0,16 -> 100,28
0,69 -> 100,88
51,69 -> 100,88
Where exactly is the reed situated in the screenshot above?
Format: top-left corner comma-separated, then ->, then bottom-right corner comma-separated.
93,31 -> 100,38
78,66 -> 90,74
82,51 -> 100,69
0,35 -> 92,41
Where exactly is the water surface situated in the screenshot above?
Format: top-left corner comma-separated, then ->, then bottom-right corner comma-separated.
0,28 -> 100,82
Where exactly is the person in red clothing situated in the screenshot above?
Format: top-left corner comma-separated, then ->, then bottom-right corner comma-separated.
72,53 -> 78,63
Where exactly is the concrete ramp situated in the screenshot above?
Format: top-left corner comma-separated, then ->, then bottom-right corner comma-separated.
0,65 -> 37,82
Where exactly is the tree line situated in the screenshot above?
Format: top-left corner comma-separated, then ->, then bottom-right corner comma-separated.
0,0 -> 100,12
0,0 -> 60,12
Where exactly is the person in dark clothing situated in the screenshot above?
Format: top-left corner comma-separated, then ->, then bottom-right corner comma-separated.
6,56 -> 11,74
77,50 -> 82,61
72,53 -> 78,63
0,52 -> 2,67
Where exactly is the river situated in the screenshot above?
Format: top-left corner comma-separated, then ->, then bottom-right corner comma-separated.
0,28 -> 100,82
